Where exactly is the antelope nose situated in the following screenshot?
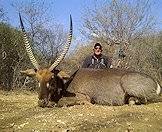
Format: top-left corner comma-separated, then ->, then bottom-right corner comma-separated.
38,99 -> 48,108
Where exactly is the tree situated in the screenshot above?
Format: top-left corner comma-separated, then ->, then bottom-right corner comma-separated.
0,23 -> 21,90
76,0 -> 162,81
81,0 -> 155,58
0,2 -> 7,22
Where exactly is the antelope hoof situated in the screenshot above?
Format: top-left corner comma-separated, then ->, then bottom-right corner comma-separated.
128,97 -> 139,106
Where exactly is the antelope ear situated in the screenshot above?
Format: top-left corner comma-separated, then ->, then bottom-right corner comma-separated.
57,70 -> 70,80
20,69 -> 37,77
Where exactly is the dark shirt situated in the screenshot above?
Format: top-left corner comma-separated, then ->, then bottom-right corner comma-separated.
82,54 -> 111,69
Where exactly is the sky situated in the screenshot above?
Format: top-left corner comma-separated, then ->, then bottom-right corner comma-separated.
1,0 -> 96,41
1,0 -> 162,43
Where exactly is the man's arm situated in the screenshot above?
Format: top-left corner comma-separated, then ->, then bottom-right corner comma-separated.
82,56 -> 91,68
104,56 -> 112,68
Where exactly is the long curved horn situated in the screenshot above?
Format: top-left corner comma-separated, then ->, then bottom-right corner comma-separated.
49,15 -> 73,71
19,13 -> 40,70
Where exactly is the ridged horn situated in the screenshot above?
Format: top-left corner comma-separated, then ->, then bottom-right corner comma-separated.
19,13 -> 40,70
49,15 -> 73,71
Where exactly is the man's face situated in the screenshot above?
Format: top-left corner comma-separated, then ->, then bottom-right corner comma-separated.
93,46 -> 102,55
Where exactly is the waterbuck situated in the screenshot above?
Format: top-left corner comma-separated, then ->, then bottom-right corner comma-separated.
19,13 -> 73,107
19,14 -> 161,108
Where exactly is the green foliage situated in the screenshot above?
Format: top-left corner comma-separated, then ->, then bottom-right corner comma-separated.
0,22 -> 35,90
0,23 -> 19,65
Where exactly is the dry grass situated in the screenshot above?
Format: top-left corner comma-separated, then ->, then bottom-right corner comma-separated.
0,90 -> 162,132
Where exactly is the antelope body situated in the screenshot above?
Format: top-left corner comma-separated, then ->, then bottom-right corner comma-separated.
57,68 -> 161,107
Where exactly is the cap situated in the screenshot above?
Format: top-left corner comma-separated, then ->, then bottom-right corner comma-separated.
94,43 -> 102,49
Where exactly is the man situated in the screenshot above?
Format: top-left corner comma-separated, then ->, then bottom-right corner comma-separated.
82,43 -> 112,69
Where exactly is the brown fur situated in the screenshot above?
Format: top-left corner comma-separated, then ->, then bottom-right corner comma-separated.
36,69 -> 54,82
57,68 -> 161,107
21,68 -> 66,107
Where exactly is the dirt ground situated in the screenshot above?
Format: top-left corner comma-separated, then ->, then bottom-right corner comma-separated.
0,90 -> 162,132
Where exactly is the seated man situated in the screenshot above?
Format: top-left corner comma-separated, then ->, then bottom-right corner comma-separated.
82,43 -> 112,69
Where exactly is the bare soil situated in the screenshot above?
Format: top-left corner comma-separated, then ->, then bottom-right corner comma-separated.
0,90 -> 162,132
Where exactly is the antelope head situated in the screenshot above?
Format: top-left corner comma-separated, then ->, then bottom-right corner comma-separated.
19,13 -> 72,107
